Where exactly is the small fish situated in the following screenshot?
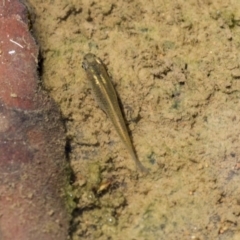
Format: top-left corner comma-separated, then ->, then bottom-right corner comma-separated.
82,53 -> 148,173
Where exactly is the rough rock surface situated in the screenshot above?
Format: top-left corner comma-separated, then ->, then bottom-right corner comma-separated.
0,1 -> 69,239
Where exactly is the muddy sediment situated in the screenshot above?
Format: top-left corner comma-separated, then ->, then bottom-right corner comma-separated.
28,0 -> 240,239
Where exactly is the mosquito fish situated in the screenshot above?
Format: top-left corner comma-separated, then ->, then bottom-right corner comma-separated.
82,53 -> 148,173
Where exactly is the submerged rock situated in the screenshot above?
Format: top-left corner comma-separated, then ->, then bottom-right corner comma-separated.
0,1 -> 69,239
